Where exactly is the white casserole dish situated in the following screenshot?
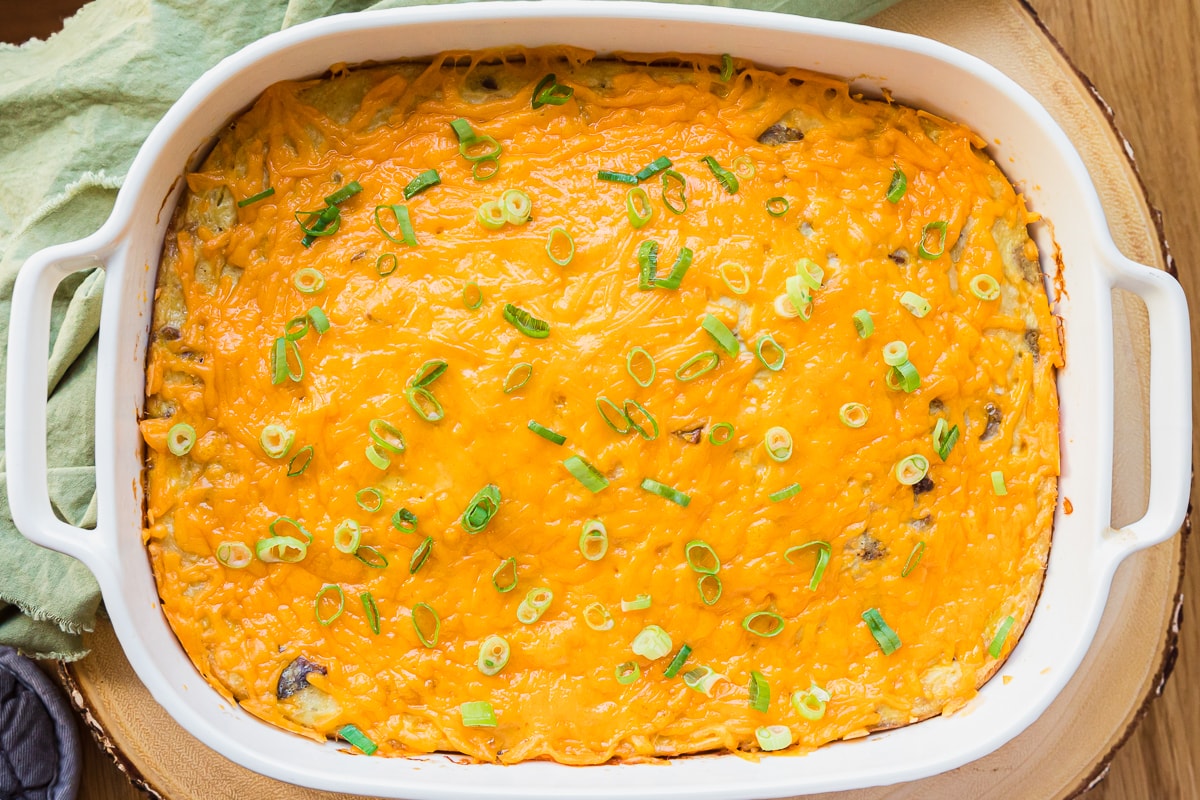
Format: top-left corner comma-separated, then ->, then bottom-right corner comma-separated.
5,3 -> 1192,797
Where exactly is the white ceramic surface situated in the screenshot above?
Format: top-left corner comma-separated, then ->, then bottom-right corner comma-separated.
5,3 -> 1192,798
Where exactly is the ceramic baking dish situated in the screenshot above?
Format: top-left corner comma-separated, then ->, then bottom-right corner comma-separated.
6,3 -> 1191,797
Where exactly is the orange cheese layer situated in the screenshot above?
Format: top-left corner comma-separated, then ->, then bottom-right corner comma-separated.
142,48 -> 1062,764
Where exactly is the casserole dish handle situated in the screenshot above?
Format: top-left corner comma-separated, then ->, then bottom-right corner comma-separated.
1105,254 -> 1192,553
6,238 -> 110,568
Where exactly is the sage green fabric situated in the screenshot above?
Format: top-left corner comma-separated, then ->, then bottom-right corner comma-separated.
0,0 -> 896,660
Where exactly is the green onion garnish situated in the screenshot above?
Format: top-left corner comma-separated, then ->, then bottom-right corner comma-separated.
623,399 -> 659,440
361,591 -> 381,635
296,205 -> 341,248
792,682 -> 831,721
935,422 -> 960,461
286,444 -> 314,477
477,200 -> 507,230
626,346 -> 656,387
785,276 -> 813,321
626,186 -> 654,229
731,156 -> 755,179
663,644 -> 692,678
900,290 -> 932,318
621,594 -> 652,612
368,419 -> 407,454
886,360 -> 921,393
991,470 -> 1008,495
839,402 -> 869,428
784,540 -> 831,591
338,724 -> 377,756
460,134 -> 502,162
356,487 -> 384,512
756,725 -> 792,752
166,423 -> 196,456
598,169 -> 638,185
886,166 -> 907,203
684,540 -> 720,575
753,334 -> 785,371
460,701 -> 497,728
718,261 -> 750,295
403,169 -> 440,200
545,226 -> 574,266
463,281 -> 484,309
596,396 -> 632,435
895,454 -> 930,485
742,611 -> 785,638
635,156 -> 672,182
324,181 -> 363,206
503,362 -> 533,393
376,253 -> 398,277
405,386 -> 445,423
517,587 -> 553,624
411,602 -> 440,647
708,422 -> 734,446
450,118 -> 475,142
374,204 -> 418,246
661,169 -> 687,214
409,359 -> 448,389
656,245 -> 694,289
615,661 -> 641,685
902,541 -> 925,577
765,196 -> 789,217
307,306 -> 329,334
501,189 -> 532,225
314,584 -> 345,626
748,671 -> 770,713
989,615 -> 1016,658
333,520 -> 362,554
583,602 -> 614,631
292,268 -> 325,294
502,303 -> 550,338
918,220 -> 949,259
579,519 -> 608,561
353,544 -> 388,569
641,478 -> 690,507
719,53 -> 735,81
631,625 -> 673,660
882,340 -> 909,366
408,535 -> 434,574
637,240 -> 659,290
255,535 -> 307,563
675,350 -> 719,382
237,187 -> 275,208
701,313 -> 739,356
284,315 -> 309,342
269,515 -> 311,543
795,258 -> 824,291
460,484 -> 502,533
528,420 -> 566,445
215,541 -> 252,569
971,274 -> 1001,301
392,508 -> 418,534
473,158 -> 500,181
852,309 -> 874,338
477,634 -> 511,676
700,576 -> 724,610
769,483 -> 803,503
531,73 -> 573,108
700,156 -> 739,194
682,665 -> 724,696
270,336 -> 303,384
863,608 -> 902,654
764,426 -> 793,463
491,557 -> 518,593
562,455 -> 609,492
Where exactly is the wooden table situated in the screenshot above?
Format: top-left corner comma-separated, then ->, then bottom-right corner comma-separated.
4,0 -> 1198,797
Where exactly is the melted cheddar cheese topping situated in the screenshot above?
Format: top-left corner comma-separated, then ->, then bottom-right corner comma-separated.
142,48 -> 1061,764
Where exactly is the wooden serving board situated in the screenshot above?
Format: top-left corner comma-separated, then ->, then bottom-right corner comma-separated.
61,0 -> 1185,797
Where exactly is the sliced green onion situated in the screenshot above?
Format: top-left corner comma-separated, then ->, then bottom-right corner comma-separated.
270,337 -> 302,384
635,156 -> 672,182
971,274 -> 1001,301
361,592 -> 380,635
503,362 -> 533,393
895,454 -> 930,485
748,671 -> 771,713
623,399 -> 659,441
596,396 -> 632,435
626,186 -> 654,229
731,156 -> 755,179
900,290 -> 932,318
411,602 -> 440,647
460,484 -> 502,533
684,540 -> 720,575
886,360 -> 921,393
742,611 -> 785,638
403,169 -> 440,200
255,535 -> 307,564
477,199 -> 507,230
528,420 -> 566,445
795,258 -> 824,291
167,423 -> 196,456
935,423 -> 960,461
598,169 -> 638,185
531,73 -> 573,108
655,246 -> 693,290
472,157 -> 500,181
661,169 -> 687,214
356,487 -> 384,512
886,166 -> 908,203
286,444 -> 314,477
918,220 -> 948,259
769,483 -> 803,503
296,205 -> 341,247
405,386 -> 445,423
989,615 -> 1016,658
709,422 -> 734,446
615,661 -> 641,685
719,52 -> 735,81
376,253 -> 398,277
718,262 -> 750,296
784,541 -> 831,591
339,724 -> 377,756
545,226 -> 574,266
583,601 -> 614,631
752,334 -> 786,372
991,470 -> 1008,495
626,346 -> 656,387
460,700 -> 497,728
392,508 -> 418,534
902,541 -> 926,577
682,665 -> 725,696
636,240 -> 659,290
756,725 -> 792,752
491,557 -> 518,593
501,189 -> 532,225
765,196 -> 789,217
365,443 -> 390,470
306,306 -> 330,334
373,204 -> 418,247
785,275 -> 814,321
852,309 -> 874,338
641,478 -> 690,507
578,519 -> 609,561
314,584 -> 345,626
284,315 -> 309,342
700,576 -> 725,607
700,156 -> 739,194
839,402 -> 869,428
463,281 -> 484,309
449,118 -> 475,143
408,536 -> 433,574
367,419 -> 406,454
215,541 -> 252,569
882,340 -> 909,366
792,682 -> 831,721
675,350 -> 719,382
863,608 -> 902,654
764,426 -> 793,463
563,455 -> 609,492
502,303 -> 550,338
621,594 -> 652,612
517,587 -> 553,624
324,181 -> 363,206
477,634 -> 511,675
237,187 -> 275,208
292,268 -> 325,294
701,313 -> 739,356
333,520 -> 362,554
269,515 -> 312,543
631,625 -> 672,660
353,544 -> 388,569
460,134 -> 502,162
663,644 -> 692,678
407,360 -> 448,389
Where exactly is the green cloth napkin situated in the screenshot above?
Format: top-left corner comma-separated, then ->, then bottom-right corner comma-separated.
0,0 -> 896,661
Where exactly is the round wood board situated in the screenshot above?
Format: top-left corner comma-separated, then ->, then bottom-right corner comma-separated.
61,0 -> 1186,797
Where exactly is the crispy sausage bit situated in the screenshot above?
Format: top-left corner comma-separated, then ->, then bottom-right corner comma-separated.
848,532 -> 886,561
1024,329 -> 1040,358
156,326 -> 181,342
756,122 -> 804,145
913,476 -> 935,497
981,403 -> 1002,441
672,425 -> 705,445
277,655 -> 327,699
